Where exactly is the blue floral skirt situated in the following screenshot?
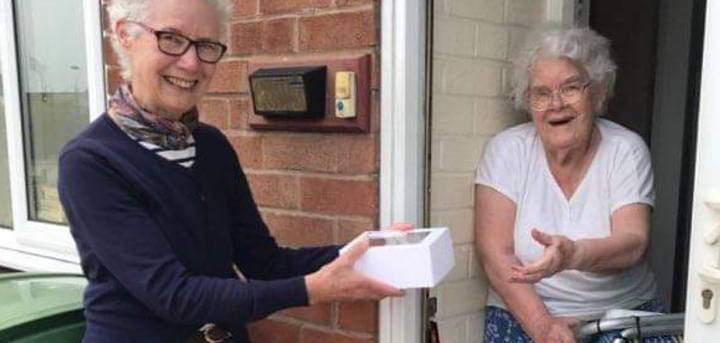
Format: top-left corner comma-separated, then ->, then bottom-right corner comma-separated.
483,299 -> 679,343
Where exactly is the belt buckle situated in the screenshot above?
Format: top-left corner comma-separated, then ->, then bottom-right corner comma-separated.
200,323 -> 232,343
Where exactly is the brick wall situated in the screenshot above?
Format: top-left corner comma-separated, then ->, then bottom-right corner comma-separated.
429,1 -> 547,342
102,0 -> 381,342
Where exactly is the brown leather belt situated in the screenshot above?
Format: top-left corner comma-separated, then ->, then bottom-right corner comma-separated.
182,331 -> 208,343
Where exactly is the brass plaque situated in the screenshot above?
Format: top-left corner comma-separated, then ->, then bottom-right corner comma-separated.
250,76 -> 308,113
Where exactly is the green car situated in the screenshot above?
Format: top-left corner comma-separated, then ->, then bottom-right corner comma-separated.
0,272 -> 86,343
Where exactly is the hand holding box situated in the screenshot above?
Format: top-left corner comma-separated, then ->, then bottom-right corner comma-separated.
340,227 -> 455,289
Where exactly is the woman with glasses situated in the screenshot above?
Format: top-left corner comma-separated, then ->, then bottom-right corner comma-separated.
57,1 -> 409,343
475,27 -> 667,343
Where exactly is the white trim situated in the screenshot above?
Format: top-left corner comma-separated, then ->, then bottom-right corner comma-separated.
0,0 -> 32,242
683,0 -> 720,339
545,0 -> 592,26
0,0 -> 104,271
15,221 -> 78,255
545,0 -> 575,24
379,0 -> 427,342
83,0 -> 107,120
0,246 -> 81,273
0,229 -> 80,263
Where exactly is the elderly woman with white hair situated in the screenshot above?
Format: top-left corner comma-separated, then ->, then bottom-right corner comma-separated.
474,27 -> 670,343
57,1 -> 409,343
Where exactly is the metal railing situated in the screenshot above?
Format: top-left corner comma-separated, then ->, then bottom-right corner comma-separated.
575,313 -> 684,343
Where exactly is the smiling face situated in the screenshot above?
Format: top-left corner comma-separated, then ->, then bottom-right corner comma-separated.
117,0 -> 220,118
528,57 -> 602,153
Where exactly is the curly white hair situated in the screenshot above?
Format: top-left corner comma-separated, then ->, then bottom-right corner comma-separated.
511,26 -> 617,115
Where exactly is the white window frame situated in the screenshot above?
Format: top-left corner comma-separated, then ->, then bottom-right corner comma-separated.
379,0 -> 427,342
0,0 -> 105,272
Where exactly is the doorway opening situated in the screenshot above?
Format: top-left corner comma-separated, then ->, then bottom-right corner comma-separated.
424,0 -> 706,341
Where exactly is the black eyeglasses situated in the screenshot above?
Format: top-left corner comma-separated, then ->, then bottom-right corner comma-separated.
129,21 -> 227,64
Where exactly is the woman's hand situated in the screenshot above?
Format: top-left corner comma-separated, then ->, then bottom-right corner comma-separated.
529,315 -> 579,343
386,222 -> 414,232
305,237 -> 404,305
510,228 -> 577,283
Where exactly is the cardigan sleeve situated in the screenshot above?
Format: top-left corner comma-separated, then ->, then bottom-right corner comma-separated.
58,146 -> 313,325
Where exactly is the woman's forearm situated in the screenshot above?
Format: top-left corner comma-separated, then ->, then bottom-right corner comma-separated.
570,203 -> 650,273
482,248 -> 552,340
474,185 -> 559,341
570,231 -> 647,273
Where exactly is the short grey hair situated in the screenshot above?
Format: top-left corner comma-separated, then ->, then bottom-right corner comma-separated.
107,0 -> 233,81
511,26 -> 617,115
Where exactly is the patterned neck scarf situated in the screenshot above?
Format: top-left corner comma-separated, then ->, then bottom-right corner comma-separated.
107,84 -> 198,150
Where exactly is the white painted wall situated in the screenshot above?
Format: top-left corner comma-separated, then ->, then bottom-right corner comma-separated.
428,1 -> 550,342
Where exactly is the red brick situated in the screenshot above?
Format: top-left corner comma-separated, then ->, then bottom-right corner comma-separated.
299,11 -> 377,51
337,136 -> 377,173
263,135 -> 336,172
230,97 -> 251,131
370,52 -> 380,90
263,212 -> 334,247
231,22 -> 261,54
209,60 -> 247,93
368,91 -> 380,133
260,0 -> 331,14
228,135 -> 263,168
103,35 -> 118,67
300,177 -> 377,216
337,219 -> 375,244
247,173 -> 298,209
278,303 -> 332,325
106,66 -> 123,96
263,18 -> 295,53
101,4 -> 111,32
230,0 -> 258,17
230,18 -> 295,55
338,300 -> 378,333
198,98 -> 229,129
248,319 -> 301,343
336,0 -> 377,6
301,328 -> 374,343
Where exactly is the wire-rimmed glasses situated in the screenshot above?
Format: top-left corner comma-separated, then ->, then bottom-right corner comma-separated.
528,79 -> 592,111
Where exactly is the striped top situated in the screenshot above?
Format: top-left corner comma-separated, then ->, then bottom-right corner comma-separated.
136,135 -> 196,168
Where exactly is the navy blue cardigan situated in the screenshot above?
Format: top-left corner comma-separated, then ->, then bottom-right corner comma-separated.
58,114 -> 339,343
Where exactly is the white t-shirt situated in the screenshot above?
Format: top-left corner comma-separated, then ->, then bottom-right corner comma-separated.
475,118 -> 657,319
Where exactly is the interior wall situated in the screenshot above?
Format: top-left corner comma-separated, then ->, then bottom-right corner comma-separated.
429,1 -> 546,342
588,0 -> 688,310
650,0 -> 703,311
589,0 -> 658,142
591,0 -> 700,311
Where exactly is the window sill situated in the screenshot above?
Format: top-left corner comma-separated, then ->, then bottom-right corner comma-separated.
0,245 -> 81,273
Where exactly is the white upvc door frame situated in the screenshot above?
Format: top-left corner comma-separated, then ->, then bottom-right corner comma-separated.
683,0 -> 720,340
0,0 -> 105,271
379,0 -> 427,342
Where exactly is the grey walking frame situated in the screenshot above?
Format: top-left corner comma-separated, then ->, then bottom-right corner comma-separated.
575,313 -> 685,343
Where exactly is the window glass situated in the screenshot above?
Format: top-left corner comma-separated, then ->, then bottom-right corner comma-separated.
14,0 -> 89,225
0,44 -> 13,229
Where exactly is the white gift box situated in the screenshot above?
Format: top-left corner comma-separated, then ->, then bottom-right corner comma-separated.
339,227 -> 455,289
